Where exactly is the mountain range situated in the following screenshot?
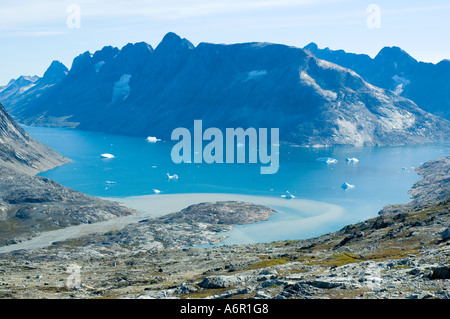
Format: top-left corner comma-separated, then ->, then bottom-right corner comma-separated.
1,32 -> 449,147
304,43 -> 450,121
0,75 -> 38,102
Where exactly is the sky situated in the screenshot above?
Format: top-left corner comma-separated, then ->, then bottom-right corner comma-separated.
1,0 -> 450,85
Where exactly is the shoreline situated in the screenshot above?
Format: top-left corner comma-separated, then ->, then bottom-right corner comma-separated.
109,193 -> 345,245
0,193 -> 344,254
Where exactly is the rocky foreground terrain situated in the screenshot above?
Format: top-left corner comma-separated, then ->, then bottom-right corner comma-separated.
0,165 -> 137,246
0,157 -> 448,299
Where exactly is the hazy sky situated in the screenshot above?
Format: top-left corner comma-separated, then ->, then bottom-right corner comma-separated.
1,0 -> 450,85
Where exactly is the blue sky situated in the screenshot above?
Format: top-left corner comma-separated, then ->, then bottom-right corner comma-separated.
1,0 -> 450,85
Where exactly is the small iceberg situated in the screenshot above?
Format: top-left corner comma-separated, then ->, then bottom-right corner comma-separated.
166,173 -> 179,180
152,189 -> 161,194
346,157 -> 359,163
100,153 -> 115,159
281,191 -> 295,199
316,157 -> 338,164
341,182 -> 355,190
146,136 -> 161,143
105,181 -> 116,185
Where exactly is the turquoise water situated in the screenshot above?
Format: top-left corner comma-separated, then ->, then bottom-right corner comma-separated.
25,126 -> 450,240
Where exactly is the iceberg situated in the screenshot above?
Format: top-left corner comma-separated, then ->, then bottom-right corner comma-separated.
316,157 -> 338,164
346,157 -> 359,163
166,173 -> 179,180
152,189 -> 161,194
100,153 -> 115,159
341,182 -> 355,190
146,136 -> 161,143
281,191 -> 295,199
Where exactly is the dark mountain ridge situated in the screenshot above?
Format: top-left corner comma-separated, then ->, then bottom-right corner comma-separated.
2,33 -> 450,147
304,42 -> 450,121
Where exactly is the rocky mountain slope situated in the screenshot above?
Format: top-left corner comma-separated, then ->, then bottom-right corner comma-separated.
0,103 -> 137,246
0,165 -> 137,247
3,33 -> 450,146
0,156 -> 448,299
1,61 -> 69,126
0,102 -> 69,174
0,75 -> 38,102
304,43 -> 450,121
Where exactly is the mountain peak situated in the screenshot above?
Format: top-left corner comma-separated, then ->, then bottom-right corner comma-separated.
375,46 -> 417,64
43,60 -> 68,82
304,42 -> 319,52
92,45 -> 120,62
120,42 -> 154,56
155,32 -> 194,53
15,75 -> 39,85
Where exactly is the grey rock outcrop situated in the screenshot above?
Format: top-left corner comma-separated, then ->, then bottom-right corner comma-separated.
304,43 -> 450,121
0,102 -> 69,174
0,102 -> 136,246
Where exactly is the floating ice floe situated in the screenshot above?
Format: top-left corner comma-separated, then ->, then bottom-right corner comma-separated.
281,191 -> 295,199
316,157 -> 338,164
345,157 -> 359,163
166,173 -> 179,180
341,182 -> 355,190
152,189 -> 161,194
100,153 -> 115,159
146,136 -> 161,143
105,181 -> 116,185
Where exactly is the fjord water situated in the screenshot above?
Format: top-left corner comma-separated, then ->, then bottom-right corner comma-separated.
25,126 -> 450,243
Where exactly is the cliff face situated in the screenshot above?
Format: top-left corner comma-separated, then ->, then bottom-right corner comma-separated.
0,102 -> 136,246
4,33 -> 450,146
0,102 -> 69,174
304,43 -> 450,121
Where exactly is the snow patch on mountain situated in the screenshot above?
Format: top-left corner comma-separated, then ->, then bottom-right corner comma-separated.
112,74 -> 132,103
392,75 -> 411,95
244,70 -> 267,81
95,61 -> 106,73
